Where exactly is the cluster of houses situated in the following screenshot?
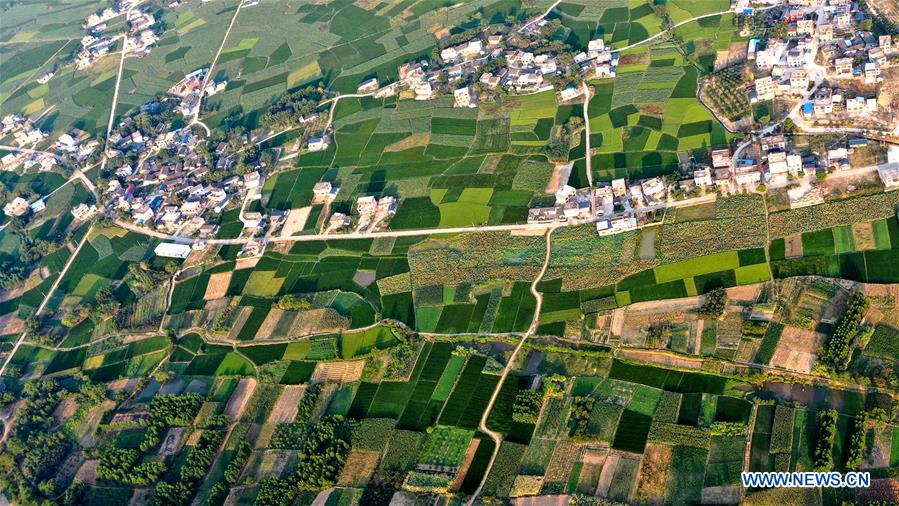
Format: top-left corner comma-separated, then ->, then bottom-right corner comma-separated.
348,195 -> 397,232
2,114 -> 46,147
1,115 -> 87,174
355,30 -> 618,108
746,0 -> 895,128
101,114 -> 253,237
76,0 -> 160,69
169,69 -> 226,117
524,129 -> 862,233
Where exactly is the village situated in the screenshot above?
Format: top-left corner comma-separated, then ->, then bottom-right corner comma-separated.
2,0 -> 899,256
74,0 -> 161,70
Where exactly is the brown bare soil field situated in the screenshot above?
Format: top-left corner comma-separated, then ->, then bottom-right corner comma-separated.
311,360 -> 365,383
204,272 -> 232,300
254,308 -> 287,341
337,450 -> 380,487
512,495 -> 570,506
862,426 -> 892,470
769,326 -> 824,373
0,313 -> 22,335
852,222 -> 876,250
268,385 -> 305,423
451,438 -> 482,492
620,348 -> 705,370
52,397 -> 78,426
582,446 -> 607,465
727,283 -> 762,302
235,256 -> 260,270
160,427 -> 187,455
545,163 -> 572,194
128,489 -> 151,506
223,378 -> 257,419
859,478 -> 899,504
106,378 -> 140,393
714,42 -> 747,70
596,453 -> 620,498
74,460 -> 99,485
280,207 -> 312,237
785,235 -> 803,258
861,284 -> 899,309
635,443 -> 673,504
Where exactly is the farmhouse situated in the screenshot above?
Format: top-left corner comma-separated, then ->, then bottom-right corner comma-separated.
70,203 -> 98,221
527,206 -> 563,223
308,136 -> 330,152
453,86 -> 475,108
878,166 -> 899,191
596,215 -> 637,236
3,197 -> 28,217
734,165 -> 762,186
753,77 -> 775,101
711,149 -> 733,169
693,168 -> 713,187
833,57 -> 853,76
313,182 -> 338,201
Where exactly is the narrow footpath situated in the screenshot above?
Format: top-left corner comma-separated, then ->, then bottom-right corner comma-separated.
466,226 -> 556,505
0,225 -> 93,378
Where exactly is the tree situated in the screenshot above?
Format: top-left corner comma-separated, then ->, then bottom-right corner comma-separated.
782,117 -> 796,133
277,293 -> 312,311
697,288 -> 727,319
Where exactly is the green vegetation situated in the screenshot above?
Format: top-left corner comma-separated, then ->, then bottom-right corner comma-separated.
820,292 -> 870,371
813,409 -> 839,472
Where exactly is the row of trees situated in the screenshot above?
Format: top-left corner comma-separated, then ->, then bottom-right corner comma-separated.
813,409 -> 839,471
820,291 -> 870,371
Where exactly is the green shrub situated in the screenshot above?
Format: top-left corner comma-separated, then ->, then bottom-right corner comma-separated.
512,389 -> 544,424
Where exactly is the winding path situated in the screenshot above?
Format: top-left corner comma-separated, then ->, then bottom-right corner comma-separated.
517,0 -> 563,33
614,9 -> 735,52
614,6 -> 777,53
466,226 -> 556,505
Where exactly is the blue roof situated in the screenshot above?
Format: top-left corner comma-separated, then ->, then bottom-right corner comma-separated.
803,102 -> 813,114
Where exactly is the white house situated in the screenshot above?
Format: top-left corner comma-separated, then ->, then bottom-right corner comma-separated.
454,86 -> 475,108
3,197 -> 28,217
71,203 -> 97,220
308,136 -> 329,152
693,168 -> 713,187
